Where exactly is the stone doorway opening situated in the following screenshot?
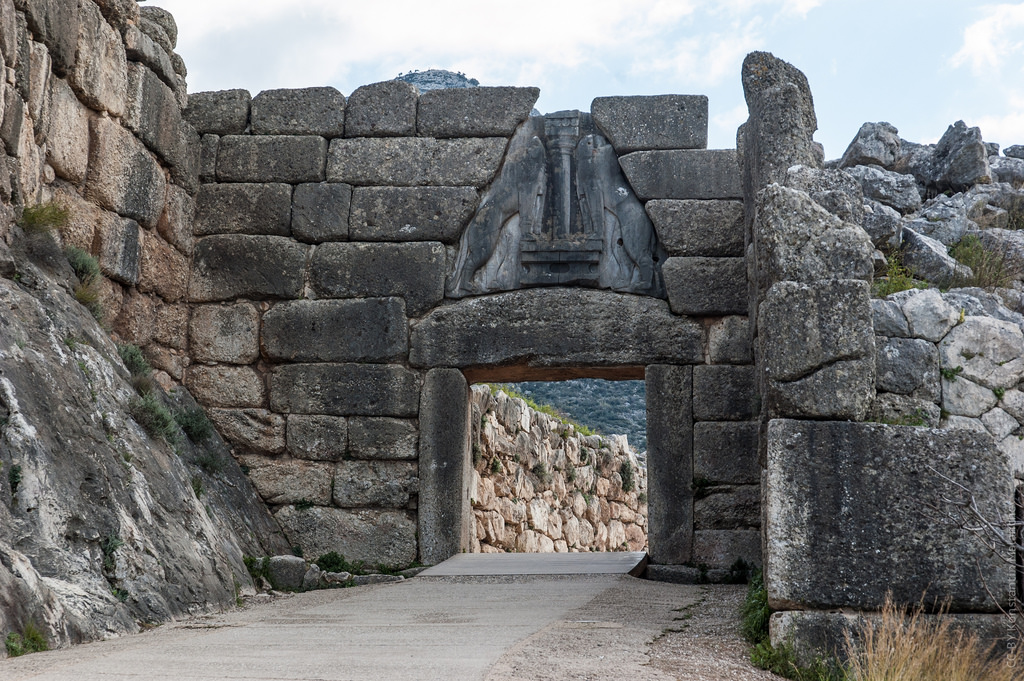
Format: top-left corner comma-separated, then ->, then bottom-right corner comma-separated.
467,378 -> 649,555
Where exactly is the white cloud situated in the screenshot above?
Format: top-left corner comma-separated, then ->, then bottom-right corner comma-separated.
950,3 -> 1024,74
972,91 -> 1024,145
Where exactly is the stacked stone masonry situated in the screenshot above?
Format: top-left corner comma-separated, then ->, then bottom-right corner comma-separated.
183,84 -> 760,569
469,386 -> 648,554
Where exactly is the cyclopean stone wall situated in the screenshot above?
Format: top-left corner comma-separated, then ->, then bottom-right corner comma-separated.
469,385 -> 648,554
182,82 -> 761,570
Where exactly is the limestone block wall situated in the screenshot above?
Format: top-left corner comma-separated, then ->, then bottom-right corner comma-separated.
182,82 -> 762,569
0,0 -> 197,380
469,385 -> 648,554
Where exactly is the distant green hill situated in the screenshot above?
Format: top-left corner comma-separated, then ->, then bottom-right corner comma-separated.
505,379 -> 646,453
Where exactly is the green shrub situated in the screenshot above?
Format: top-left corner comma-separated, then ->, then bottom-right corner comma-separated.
531,461 -> 552,484
118,344 -> 151,378
129,392 -> 179,444
191,475 -> 203,498
489,457 -> 502,475
949,234 -> 1019,289
4,622 -> 47,657
620,459 -> 635,492
8,463 -> 22,495
193,449 -> 223,475
872,253 -> 924,298
243,555 -> 270,583
101,533 -> 123,573
65,246 -> 100,284
19,202 -> 69,234
174,406 -> 213,443
315,551 -> 364,574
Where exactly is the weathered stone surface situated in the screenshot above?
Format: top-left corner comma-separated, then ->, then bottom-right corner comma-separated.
124,62 -> 181,165
663,257 -> 746,316
417,86 -> 539,137
194,183 -> 292,236
694,488 -> 760,529
122,24 -> 176,89
217,135 -> 327,183
309,242 -> 445,316
95,214 -> 141,286
1006,145 -> 1024,159
875,336 -> 940,399
208,408 -> 285,453
938,316 -> 1024,391
291,182 -> 350,243
843,164 -> 921,214
45,76 -> 89,183
348,187 -> 478,244
349,418 -> 418,460
905,194 -> 971,246
981,407 -> 1018,440
755,184 -> 873,293
901,227 -> 970,285
327,137 -> 506,187
419,369 -> 472,564
21,0 -> 79,76
897,288 -> 959,341
759,280 -> 875,420
344,80 -> 418,137
410,288 -> 704,370
861,198 -> 902,248
199,133 -> 218,182
873,298 -> 910,337
251,87 -> 345,137
274,506 -> 417,569
693,529 -> 761,567
186,364 -> 266,408
619,149 -> 741,200
707,316 -> 752,365
334,460 -> 418,508
927,120 -> 992,192
783,165 -> 864,225
67,0 -> 126,116
261,298 -> 408,363
646,365 -> 693,564
0,0 -> 18,68
265,555 -> 306,592
692,366 -> 758,422
139,230 -> 188,301
243,456 -> 332,505
646,199 -> 744,257
867,393 -> 941,427
693,422 -> 759,484
85,116 -> 167,228
839,121 -> 901,169
189,235 -> 308,302
942,375 -> 998,418
269,364 -> 421,417
113,288 -> 156,346
171,121 -> 201,194
591,95 -> 707,153
286,415 -> 347,462
140,5 -> 177,47
765,419 -> 1013,610
988,155 -> 1024,186
189,303 -> 260,364
184,89 -> 250,135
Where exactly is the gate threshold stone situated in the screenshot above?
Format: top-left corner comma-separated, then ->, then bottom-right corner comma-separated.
419,551 -> 648,577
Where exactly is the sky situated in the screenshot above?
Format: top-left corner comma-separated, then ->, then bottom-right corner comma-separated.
147,0 -> 1024,160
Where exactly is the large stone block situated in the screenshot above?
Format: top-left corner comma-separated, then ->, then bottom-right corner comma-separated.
326,137 -> 506,187
286,415 -> 347,462
693,422 -> 759,484
619,149 -> 742,200
663,257 -> 747,316
95,214 -> 140,286
348,417 -> 418,460
348,186 -> 478,243
309,242 -> 445,317
694,488 -> 760,529
250,87 -> 345,137
646,199 -> 744,257
765,419 -> 1014,611
186,364 -> 266,408
242,456 -> 332,505
333,460 -> 418,508
124,63 -> 181,165
693,365 -> 758,421
693,530 -> 761,568
138,230 -> 188,302
184,89 -> 250,135
269,363 -> 421,417
418,368 -> 471,564
591,95 -> 708,153
344,80 -> 418,137
208,408 -> 285,453
85,116 -> 167,228
68,0 -> 126,116
646,365 -> 693,564
410,289 -> 704,370
189,303 -> 260,364
0,0 -> 17,69
876,336 -> 940,399
171,121 -> 201,194
199,134 -> 218,182
218,135 -> 327,183
261,298 -> 408,363
189,235 -> 308,302
20,0 -> 79,76
45,76 -> 89,183
759,280 -> 875,420
123,23 -> 176,89
707,316 -> 752,365
194,183 -> 292,236
274,506 -> 417,568
291,182 -> 350,243
417,87 -> 539,137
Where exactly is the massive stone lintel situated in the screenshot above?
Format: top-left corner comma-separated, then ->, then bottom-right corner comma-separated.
409,288 -> 704,370
766,419 -> 1014,612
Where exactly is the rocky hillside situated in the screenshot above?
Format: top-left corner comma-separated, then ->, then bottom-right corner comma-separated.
470,386 -> 648,554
